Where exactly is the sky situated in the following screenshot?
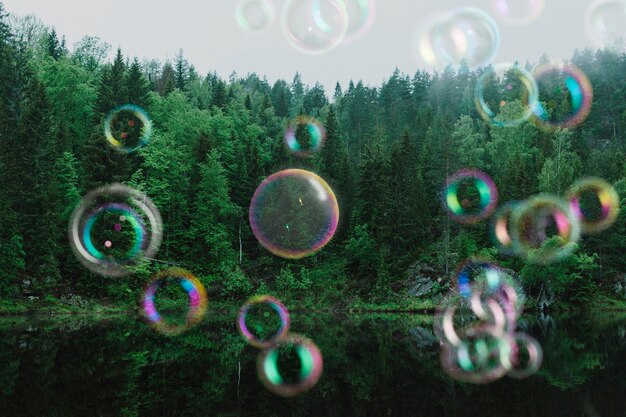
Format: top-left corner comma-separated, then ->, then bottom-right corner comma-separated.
1,0 -> 618,91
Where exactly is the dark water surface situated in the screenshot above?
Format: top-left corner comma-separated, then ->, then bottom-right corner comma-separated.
0,312 -> 624,417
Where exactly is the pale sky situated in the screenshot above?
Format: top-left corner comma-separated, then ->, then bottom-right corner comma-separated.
2,0 -> 610,91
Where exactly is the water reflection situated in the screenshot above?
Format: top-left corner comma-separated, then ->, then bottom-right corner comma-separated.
0,312 -> 624,416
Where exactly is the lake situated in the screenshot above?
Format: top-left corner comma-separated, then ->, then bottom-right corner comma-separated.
0,312 -> 624,416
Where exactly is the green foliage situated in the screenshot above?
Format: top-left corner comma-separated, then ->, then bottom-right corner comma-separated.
0,12 -> 623,308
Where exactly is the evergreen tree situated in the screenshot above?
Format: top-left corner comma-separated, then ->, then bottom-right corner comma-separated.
126,58 -> 150,107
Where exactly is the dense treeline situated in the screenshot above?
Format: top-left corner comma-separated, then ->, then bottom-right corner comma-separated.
0,3 -> 624,308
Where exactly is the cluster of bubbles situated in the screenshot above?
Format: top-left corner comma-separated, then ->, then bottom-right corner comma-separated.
415,7 -> 500,69
68,183 -> 163,277
475,62 -> 593,130
104,104 -> 152,154
434,260 -> 543,384
142,268 -> 208,336
585,0 -> 626,49
442,169 -> 620,266
236,0 -> 377,53
490,178 -> 620,264
238,295 -> 323,397
249,168 -> 339,259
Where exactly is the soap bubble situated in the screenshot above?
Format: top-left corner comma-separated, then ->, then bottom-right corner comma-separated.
104,104 -> 152,153
257,333 -> 323,397
282,0 -> 349,54
492,0 -> 545,26
442,169 -> 498,224
342,0 -> 377,44
567,177 -> 620,234
238,295 -> 290,348
531,64 -> 593,130
586,0 -> 626,48
284,116 -> 326,157
249,169 -> 339,259
69,183 -> 162,277
416,7 -> 500,68
475,63 -> 539,127
142,268 -> 208,336
236,0 -> 276,32
510,194 -> 581,264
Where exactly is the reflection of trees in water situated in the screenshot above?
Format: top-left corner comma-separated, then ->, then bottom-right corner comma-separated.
1,314 -> 625,416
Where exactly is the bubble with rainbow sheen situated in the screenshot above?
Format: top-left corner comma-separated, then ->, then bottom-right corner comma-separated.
68,183 -> 162,277
236,0 -> 276,32
284,116 -> 326,157
342,0 -> 377,44
585,0 -> 626,49
142,268 -> 208,336
104,104 -> 152,153
490,201 -> 527,256
257,333 -> 323,397
502,332 -> 543,379
531,64 -> 593,130
475,63 -> 539,127
442,169 -> 498,224
415,7 -> 500,69
492,0 -> 544,26
566,177 -> 620,234
281,0 -> 349,54
440,325 -> 512,384
510,193 -> 581,264
249,169 -> 339,259
238,295 -> 290,348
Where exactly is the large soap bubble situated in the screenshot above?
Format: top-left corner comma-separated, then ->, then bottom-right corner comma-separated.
249,169 -> 339,259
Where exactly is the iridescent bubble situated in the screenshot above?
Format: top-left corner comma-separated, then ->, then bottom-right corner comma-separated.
257,333 -> 323,397
282,0 -> 349,54
440,325 -> 511,384
142,268 -> 208,336
502,332 -> 543,379
566,177 -> 620,234
475,63 -> 539,127
284,116 -> 326,157
490,201 -> 527,256
104,104 -> 152,153
342,0 -> 377,44
68,183 -> 162,277
586,0 -> 626,48
531,64 -> 593,130
238,295 -> 290,348
249,169 -> 339,259
236,0 -> 276,32
510,194 -> 581,264
416,7 -> 500,68
442,169 -> 498,224
492,0 -> 545,26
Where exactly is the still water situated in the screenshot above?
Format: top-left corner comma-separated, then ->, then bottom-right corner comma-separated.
0,312 -> 624,417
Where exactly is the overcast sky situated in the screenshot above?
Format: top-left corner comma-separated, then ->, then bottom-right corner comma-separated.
2,0 -> 613,91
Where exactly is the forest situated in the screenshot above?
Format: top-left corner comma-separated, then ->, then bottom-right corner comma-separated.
0,2 -> 624,314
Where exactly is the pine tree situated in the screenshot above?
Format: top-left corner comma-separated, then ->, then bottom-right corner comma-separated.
190,150 -> 240,268
174,48 -> 188,90
126,58 -> 150,107
156,62 -> 176,96
46,27 -> 62,60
